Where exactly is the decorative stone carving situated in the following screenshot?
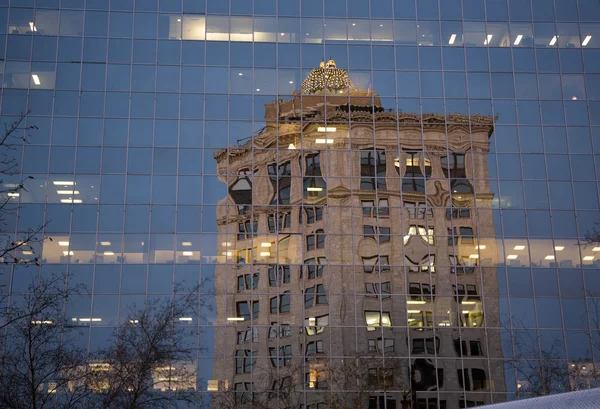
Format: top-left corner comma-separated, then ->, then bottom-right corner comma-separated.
426,181 -> 451,208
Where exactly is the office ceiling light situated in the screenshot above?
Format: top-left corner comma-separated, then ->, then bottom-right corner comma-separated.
549,35 -> 557,46
53,181 -> 75,185
507,255 -> 518,260
60,199 -> 83,203
407,300 -> 426,305
63,251 -> 74,256
32,74 -> 40,85
182,251 -> 193,256
7,193 -> 19,197
178,317 -> 193,321
554,246 -> 565,251
182,242 -> 192,246
306,187 -> 323,192
100,241 -> 111,246
289,80 -> 294,84
256,88 -> 260,91
22,250 -> 33,255
238,72 -> 243,76
407,310 -> 421,314
475,245 -> 486,250
469,254 -> 479,259
315,139 -> 334,144
58,241 -> 69,246
261,243 -> 272,247
583,256 -> 595,261
514,34 -> 523,45
514,245 -> 526,250
260,251 -> 271,257
317,127 -> 337,132
582,35 -> 592,46
593,247 -> 600,252
57,190 -> 80,194
227,317 -> 245,321
544,255 -> 555,260
103,251 -> 114,256
448,33 -> 456,44
462,301 -> 477,305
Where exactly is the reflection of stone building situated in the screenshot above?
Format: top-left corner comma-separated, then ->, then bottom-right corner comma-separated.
212,61 -> 505,408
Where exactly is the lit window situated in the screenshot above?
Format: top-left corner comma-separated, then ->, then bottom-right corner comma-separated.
365,311 -> 392,331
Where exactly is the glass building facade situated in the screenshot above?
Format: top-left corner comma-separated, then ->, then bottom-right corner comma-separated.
2,0 -> 600,407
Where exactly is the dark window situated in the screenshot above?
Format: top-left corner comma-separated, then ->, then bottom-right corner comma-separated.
458,368 -> 487,391
441,153 -> 473,194
412,337 -> 440,354
445,207 -> 471,219
416,398 -> 446,409
238,219 -> 258,240
365,282 -> 391,300
270,292 -> 290,314
361,149 -> 387,190
306,229 -> 325,250
268,265 -> 290,286
237,273 -> 259,291
237,328 -> 258,344
470,341 -> 482,356
304,287 -> 315,308
306,340 -> 323,359
268,161 -> 292,205
369,396 -> 397,409
269,345 -> 292,368
236,301 -> 259,320
302,257 -> 327,279
268,322 -> 291,339
268,213 -> 291,232
409,282 -> 435,302
235,350 -> 256,374
302,206 -> 324,224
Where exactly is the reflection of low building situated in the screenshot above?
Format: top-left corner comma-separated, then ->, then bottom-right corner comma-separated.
569,362 -> 597,391
212,61 -> 505,408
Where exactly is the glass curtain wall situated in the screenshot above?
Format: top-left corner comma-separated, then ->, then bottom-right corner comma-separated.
2,0 -> 600,408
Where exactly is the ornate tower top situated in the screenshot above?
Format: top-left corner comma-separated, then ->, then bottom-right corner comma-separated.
301,59 -> 356,95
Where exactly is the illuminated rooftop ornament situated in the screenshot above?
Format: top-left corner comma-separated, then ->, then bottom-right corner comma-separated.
301,59 -> 356,95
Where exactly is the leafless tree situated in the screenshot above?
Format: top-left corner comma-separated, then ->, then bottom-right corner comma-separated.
209,362 -> 305,409
0,273 -> 91,409
323,354 -> 409,409
90,285 -> 204,409
502,321 -> 571,396
0,112 -> 46,266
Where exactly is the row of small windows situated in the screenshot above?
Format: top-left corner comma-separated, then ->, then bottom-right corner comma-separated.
230,151 -> 472,212
238,331 -> 482,358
